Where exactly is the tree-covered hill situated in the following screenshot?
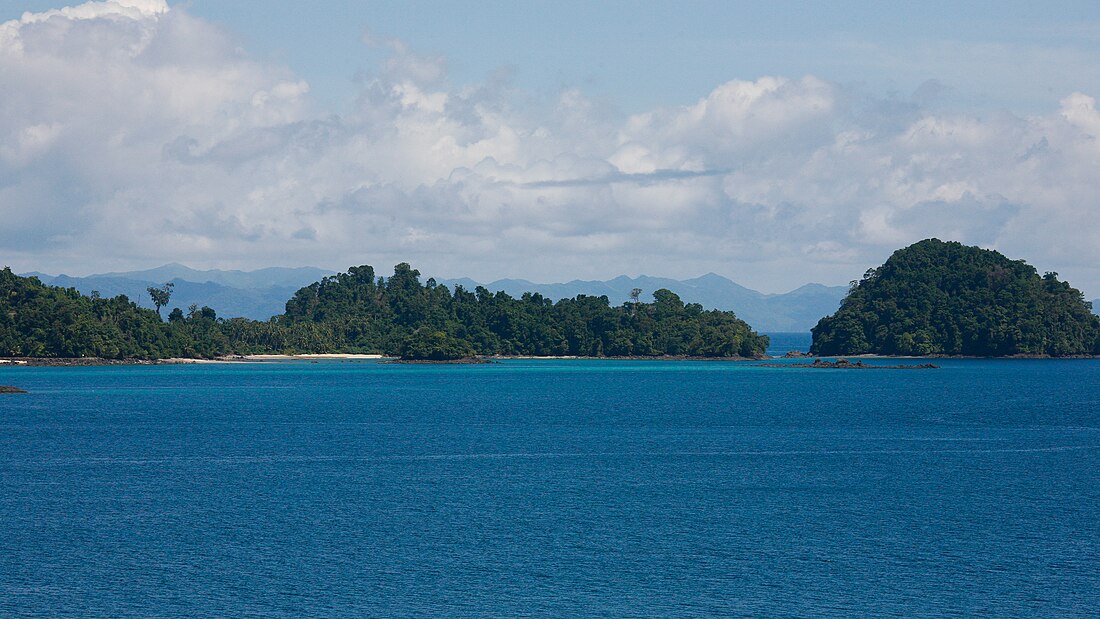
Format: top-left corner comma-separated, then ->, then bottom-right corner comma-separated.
282,263 -> 769,358
810,239 -> 1100,356
1,264 -> 770,360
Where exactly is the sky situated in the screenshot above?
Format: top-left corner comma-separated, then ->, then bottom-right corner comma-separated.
3,0 -> 1100,296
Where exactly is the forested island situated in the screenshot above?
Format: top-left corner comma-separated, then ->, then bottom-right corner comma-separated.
0,264 -> 769,361
811,239 -> 1100,357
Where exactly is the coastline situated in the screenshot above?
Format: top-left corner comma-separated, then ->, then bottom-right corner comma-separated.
175,354 -> 387,363
0,354 -> 387,367
3,352 -> 1099,367
801,353 -> 1100,360
489,354 -> 767,361
0,353 -> 766,366
758,359 -> 939,369
233,354 -> 385,361
1,357 -> 167,367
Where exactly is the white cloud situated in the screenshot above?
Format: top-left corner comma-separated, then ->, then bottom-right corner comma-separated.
2,1 -> 1100,298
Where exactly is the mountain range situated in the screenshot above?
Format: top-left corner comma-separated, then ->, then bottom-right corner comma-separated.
24,264 -> 850,331
24,264 -> 333,322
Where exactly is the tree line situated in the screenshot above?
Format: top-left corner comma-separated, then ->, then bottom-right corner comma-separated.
0,264 -> 770,360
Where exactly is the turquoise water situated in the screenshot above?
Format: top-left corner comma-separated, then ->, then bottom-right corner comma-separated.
2,358 -> 1099,616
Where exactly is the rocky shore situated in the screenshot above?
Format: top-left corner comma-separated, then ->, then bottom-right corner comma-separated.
758,358 -> 939,369
0,357 -> 170,367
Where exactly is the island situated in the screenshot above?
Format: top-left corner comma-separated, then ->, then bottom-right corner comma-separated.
811,239 -> 1100,357
0,263 -> 769,362
0,386 -> 28,394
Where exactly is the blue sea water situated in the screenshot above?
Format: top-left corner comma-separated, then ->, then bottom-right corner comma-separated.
762,331 -> 813,356
1,358 -> 1099,617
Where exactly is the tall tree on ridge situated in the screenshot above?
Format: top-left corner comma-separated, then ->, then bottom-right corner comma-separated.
147,282 -> 174,319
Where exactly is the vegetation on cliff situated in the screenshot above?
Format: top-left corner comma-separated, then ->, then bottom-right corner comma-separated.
811,239 -> 1100,356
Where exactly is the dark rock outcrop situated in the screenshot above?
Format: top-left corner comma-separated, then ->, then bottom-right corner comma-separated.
757,358 -> 938,370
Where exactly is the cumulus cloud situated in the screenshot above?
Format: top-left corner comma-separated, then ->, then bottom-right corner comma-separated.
2,1 -> 1100,296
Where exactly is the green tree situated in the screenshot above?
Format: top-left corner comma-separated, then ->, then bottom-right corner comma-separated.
147,282 -> 174,319
400,328 -> 476,360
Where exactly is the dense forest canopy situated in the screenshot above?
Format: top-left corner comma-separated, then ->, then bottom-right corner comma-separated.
0,264 -> 769,360
0,267 -> 234,359
279,263 -> 769,358
811,239 -> 1100,356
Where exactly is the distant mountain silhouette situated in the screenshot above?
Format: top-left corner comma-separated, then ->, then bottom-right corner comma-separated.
439,273 -> 846,332
25,265 -> 845,330
93,263 -> 332,289
25,266 -> 333,320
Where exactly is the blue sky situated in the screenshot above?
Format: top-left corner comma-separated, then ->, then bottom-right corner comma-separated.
3,0 -> 1100,296
126,1 -> 1100,111
19,0 -> 1099,113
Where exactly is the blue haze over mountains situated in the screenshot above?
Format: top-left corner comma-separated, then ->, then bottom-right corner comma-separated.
25,264 -> 849,331
24,264 -> 333,324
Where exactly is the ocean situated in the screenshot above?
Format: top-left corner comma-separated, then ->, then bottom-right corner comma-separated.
2,356 -> 1098,616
